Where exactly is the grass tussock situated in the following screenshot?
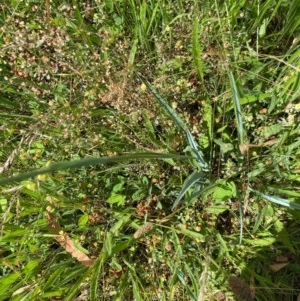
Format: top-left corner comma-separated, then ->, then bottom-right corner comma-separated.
1,1 -> 300,300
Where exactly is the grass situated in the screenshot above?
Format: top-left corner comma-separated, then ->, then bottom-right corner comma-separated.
0,0 -> 300,300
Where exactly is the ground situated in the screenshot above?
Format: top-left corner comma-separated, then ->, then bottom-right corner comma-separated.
0,1 -> 300,300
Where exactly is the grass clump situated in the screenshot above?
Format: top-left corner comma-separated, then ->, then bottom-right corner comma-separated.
1,1 -> 300,300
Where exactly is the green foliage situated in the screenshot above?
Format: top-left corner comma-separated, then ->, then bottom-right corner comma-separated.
1,0 -> 300,300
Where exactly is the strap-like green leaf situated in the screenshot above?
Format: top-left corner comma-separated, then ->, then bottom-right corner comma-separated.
0,153 -> 190,186
229,71 -> 246,147
249,187 -> 300,210
137,73 -> 208,171
172,171 -> 206,210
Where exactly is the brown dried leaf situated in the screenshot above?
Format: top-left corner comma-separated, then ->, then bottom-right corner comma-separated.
239,144 -> 251,155
46,212 -> 94,267
239,139 -> 278,155
270,262 -> 289,272
276,255 -> 288,262
228,276 -> 254,301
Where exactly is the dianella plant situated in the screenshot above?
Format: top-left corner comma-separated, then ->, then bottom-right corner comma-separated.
1,0 -> 300,300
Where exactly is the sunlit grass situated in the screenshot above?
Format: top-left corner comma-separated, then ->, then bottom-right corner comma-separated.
0,0 -> 300,300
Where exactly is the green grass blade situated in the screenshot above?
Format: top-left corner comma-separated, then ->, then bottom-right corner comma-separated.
146,2 -> 159,36
175,268 -> 197,301
0,153 -> 190,186
249,187 -> 300,210
131,274 -> 143,301
282,0 -> 300,39
137,73 -> 208,170
186,131 -> 208,170
183,181 -> 217,204
0,96 -> 21,109
183,262 -> 199,297
0,273 -> 19,298
172,171 -> 205,210
128,38 -> 138,67
239,205 -> 243,245
229,71 -> 245,146
90,257 -> 103,301
225,93 -> 271,112
137,73 -> 187,130
0,113 -> 33,120
61,267 -> 90,301
192,18 -> 203,81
